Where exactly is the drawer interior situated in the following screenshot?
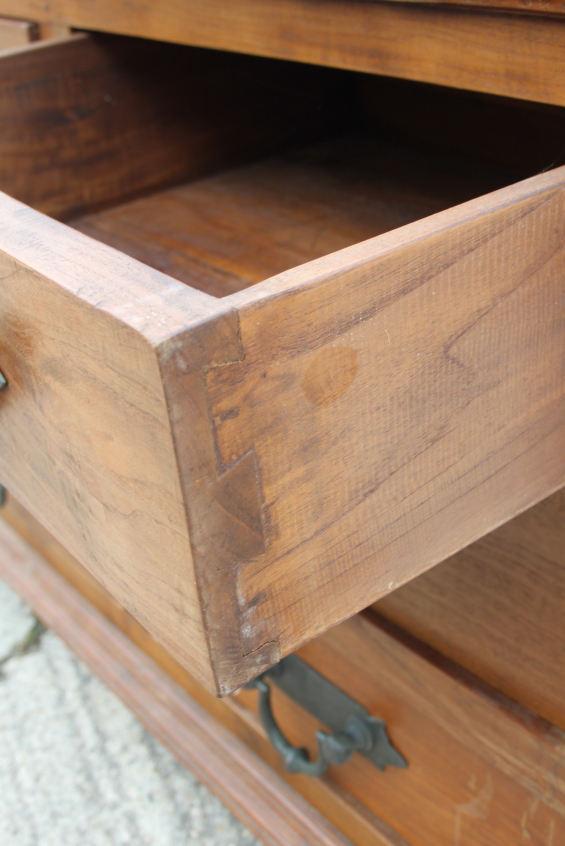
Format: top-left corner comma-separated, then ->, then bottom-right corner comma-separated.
70,136 -> 513,298
4,30 -> 565,300
65,44 -> 565,299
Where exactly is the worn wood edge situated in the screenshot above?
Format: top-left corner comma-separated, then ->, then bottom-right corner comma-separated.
0,517 -> 357,846
0,16 -> 39,49
2,0 -> 565,104
0,192 -> 222,344
156,316 -> 277,695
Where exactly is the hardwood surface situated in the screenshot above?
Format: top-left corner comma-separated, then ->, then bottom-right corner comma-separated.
0,16 -> 38,48
0,518 -> 359,846
0,31 -> 340,219
0,494 -> 409,846
3,506 -> 565,846
72,137 -> 512,298
3,0 -> 565,106
375,487 -> 565,732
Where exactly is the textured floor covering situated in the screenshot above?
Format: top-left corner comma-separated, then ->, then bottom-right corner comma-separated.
0,578 -> 262,846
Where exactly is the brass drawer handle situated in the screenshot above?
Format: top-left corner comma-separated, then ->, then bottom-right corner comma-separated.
246,655 -> 407,778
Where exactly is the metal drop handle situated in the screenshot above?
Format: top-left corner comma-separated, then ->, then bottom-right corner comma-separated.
246,658 -> 407,778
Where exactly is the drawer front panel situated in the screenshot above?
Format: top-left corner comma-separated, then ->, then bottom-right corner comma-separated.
0,193 -> 234,692
235,611 -> 565,846
3,0 -> 565,106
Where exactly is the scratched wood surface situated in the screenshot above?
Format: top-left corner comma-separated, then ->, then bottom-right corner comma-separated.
3,0 -> 565,105
0,31 -> 340,219
2,32 -> 565,693
375,487 -> 565,732
3,504 -> 564,846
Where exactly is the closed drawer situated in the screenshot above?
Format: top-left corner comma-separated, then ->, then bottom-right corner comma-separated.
233,609 -> 565,846
2,499 -> 564,846
0,32 -> 564,695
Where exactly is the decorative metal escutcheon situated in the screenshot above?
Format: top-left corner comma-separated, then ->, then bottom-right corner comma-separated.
245,655 -> 407,777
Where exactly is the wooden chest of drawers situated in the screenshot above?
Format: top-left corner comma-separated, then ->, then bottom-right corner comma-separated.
0,5 -> 564,845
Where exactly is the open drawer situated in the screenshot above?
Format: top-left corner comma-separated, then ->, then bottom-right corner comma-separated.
0,31 -> 564,695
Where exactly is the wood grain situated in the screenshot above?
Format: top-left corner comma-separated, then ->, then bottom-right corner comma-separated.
375,487 -> 565,731
0,518 -> 358,846
288,612 -> 565,846
0,494 -> 409,846
3,0 -> 565,105
0,31 -> 341,219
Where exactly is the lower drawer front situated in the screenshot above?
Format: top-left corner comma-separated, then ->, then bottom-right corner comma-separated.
236,614 -> 565,846
1,32 -> 565,696
2,499 -> 564,846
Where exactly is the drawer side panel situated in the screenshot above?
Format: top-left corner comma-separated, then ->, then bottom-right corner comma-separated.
206,168 -> 565,681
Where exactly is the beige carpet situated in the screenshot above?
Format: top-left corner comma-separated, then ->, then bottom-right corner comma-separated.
0,578 -> 262,846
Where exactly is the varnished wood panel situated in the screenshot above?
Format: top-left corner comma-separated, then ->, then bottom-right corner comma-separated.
375,487 -> 565,731
3,0 -> 565,105
285,613 -> 565,846
0,31 -> 341,219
